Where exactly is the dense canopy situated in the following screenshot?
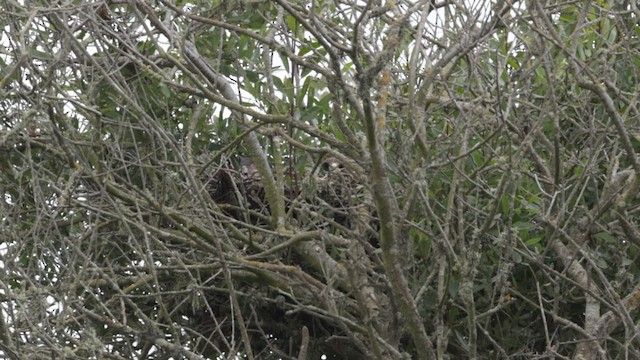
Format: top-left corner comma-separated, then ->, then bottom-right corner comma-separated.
1,0 -> 639,359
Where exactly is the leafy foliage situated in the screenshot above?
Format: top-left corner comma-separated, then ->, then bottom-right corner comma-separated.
1,0 -> 640,359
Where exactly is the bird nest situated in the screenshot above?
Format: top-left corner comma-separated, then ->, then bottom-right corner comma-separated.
198,154 -> 367,231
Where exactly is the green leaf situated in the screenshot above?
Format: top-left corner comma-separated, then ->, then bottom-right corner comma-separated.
298,45 -> 312,57
513,222 -> 536,232
159,83 -> 171,99
607,27 -> 617,45
593,232 -> 616,243
285,14 -> 297,32
559,8 -> 577,24
507,55 -> 520,70
272,76 -> 285,92
510,250 -> 522,263
244,70 -> 260,83
298,76 -> 312,106
501,195 -> 510,215
524,198 -> 541,214
525,236 -> 543,246
30,47 -> 51,59
299,106 -> 323,123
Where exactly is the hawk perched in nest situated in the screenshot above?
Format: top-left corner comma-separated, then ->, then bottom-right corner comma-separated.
197,154 -> 262,208
237,155 -> 266,212
322,157 -> 343,172
198,153 -> 365,228
315,157 -> 359,212
239,155 -> 261,182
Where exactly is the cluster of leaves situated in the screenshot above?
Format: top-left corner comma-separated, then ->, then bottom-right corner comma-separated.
1,0 -> 639,359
